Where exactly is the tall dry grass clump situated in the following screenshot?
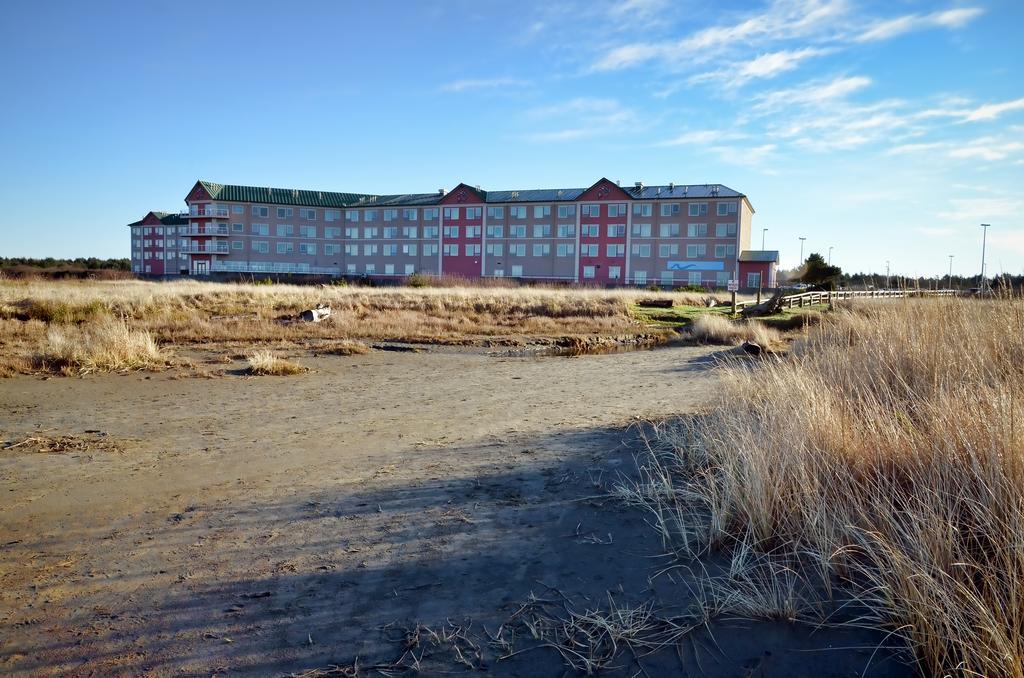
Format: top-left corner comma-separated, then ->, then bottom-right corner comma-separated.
246,350 -> 307,376
633,295 -> 1024,675
687,314 -> 782,349
40,317 -> 167,374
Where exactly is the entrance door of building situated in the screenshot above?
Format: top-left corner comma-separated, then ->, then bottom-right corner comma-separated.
193,260 -> 209,276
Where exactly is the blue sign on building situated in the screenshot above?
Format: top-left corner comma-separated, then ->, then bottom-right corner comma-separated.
667,261 -> 725,271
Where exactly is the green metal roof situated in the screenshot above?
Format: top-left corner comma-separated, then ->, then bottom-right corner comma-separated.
127,211 -> 187,227
198,181 -> 376,208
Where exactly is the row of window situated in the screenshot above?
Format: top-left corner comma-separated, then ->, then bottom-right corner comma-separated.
185,201 -> 741,224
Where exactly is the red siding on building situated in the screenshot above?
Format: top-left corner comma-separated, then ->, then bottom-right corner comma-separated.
440,184 -> 486,277
576,179 -> 631,284
738,261 -> 775,289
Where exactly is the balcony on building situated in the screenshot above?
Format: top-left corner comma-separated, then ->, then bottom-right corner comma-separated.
181,242 -> 229,254
184,206 -> 230,219
183,224 -> 230,236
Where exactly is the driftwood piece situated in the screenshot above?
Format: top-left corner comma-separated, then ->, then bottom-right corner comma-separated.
637,298 -> 674,309
703,296 -> 718,308
740,290 -> 784,318
299,304 -> 332,323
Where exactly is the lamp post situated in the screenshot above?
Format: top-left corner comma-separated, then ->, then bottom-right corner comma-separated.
886,260 -> 891,289
980,223 -> 990,290
828,246 -> 833,265
947,254 -> 954,290
761,228 -> 768,249
798,237 -> 806,265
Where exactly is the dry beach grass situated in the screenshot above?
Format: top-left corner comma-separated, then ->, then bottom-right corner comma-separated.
622,294 -> 1024,675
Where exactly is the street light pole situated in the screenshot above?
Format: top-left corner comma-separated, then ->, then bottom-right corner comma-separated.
761,228 -> 767,249
886,260 -> 890,289
947,254 -> 954,290
980,223 -> 990,289
798,237 -> 806,265
828,246 -> 833,265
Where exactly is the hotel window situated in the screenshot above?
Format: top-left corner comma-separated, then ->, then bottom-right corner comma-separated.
607,224 -> 626,237
631,223 -> 651,237
443,244 -> 459,256
634,270 -> 647,284
716,223 -> 738,237
689,271 -> 703,286
384,209 -> 398,222
609,265 -> 621,279
557,205 -> 576,218
363,227 -> 378,238
301,208 -> 316,220
582,204 -> 599,217
383,227 -> 398,238
688,202 -> 708,216
487,206 -> 505,219
363,244 -> 378,255
276,242 -> 294,254
345,244 -> 359,256
232,205 -> 244,215
583,266 -> 596,279
423,226 -> 439,239
365,263 -> 376,274
251,223 -> 269,236
443,226 -> 459,238
606,244 -> 625,257
405,264 -> 415,274
403,208 -> 417,220
345,227 -> 359,239
608,203 -> 627,217
347,263 -> 357,274
252,205 -> 269,217
510,225 -> 527,238
581,244 -> 598,257
232,240 -> 243,250
687,223 -> 709,237
532,244 -> 550,256
661,272 -> 674,286
466,207 -> 482,219
510,244 -> 526,256
686,244 -> 707,257
631,243 -> 651,257
143,227 -> 152,235
659,244 -> 679,257
402,226 -> 418,238
556,243 -> 575,257
660,203 -> 680,216
717,201 -> 738,216
383,244 -> 397,256
423,208 -> 439,220
659,223 -> 680,237
325,244 -> 342,255
509,206 -> 526,219
466,226 -> 482,238
423,244 -> 438,256
533,224 -> 551,238
402,244 -> 418,255
299,243 -> 316,255
581,224 -> 598,237
365,210 -> 383,221
465,244 -> 481,256
252,241 -> 269,253
299,225 -> 317,238
277,207 -> 293,219
493,268 -> 504,277
486,243 -> 503,256
511,265 -> 523,277
633,203 -> 652,217
486,225 -> 504,238
534,205 -> 551,218
325,209 -> 341,221
277,224 -> 294,236
156,227 -> 164,235
716,271 -> 730,286
155,252 -> 164,260
715,244 -> 736,258
385,264 -> 395,275
346,210 -> 360,222
232,223 -> 243,233
557,224 -> 576,238
443,207 -> 460,220
325,227 -> 341,238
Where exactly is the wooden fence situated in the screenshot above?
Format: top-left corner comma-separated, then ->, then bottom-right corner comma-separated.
734,288 -> 958,312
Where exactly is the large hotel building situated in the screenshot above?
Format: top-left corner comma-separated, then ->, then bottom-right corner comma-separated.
128,178 -> 778,289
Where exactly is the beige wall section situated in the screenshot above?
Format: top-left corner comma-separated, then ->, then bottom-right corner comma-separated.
739,199 -> 753,254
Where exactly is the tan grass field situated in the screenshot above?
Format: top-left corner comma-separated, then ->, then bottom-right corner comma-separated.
624,294 -> 1024,675
0,279 -> 733,375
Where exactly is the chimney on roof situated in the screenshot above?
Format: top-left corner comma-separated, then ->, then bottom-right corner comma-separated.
616,179 -> 620,186
656,187 -> 661,195
634,181 -> 644,190
438,188 -> 446,196
668,182 -> 674,191
474,185 -> 480,191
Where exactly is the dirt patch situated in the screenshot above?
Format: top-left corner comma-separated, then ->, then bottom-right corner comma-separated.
1,431 -> 128,455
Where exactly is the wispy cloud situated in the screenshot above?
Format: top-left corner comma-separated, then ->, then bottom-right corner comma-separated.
523,97 -> 638,143
690,47 -> 832,88
921,97 -> 1024,123
750,75 -> 871,113
948,138 -> 1024,161
854,7 -> 984,42
656,129 -> 747,147
440,77 -> 530,93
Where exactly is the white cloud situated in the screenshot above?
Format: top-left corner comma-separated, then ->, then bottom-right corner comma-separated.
751,75 -> 872,113
919,97 -> 1024,123
523,97 -> 637,143
440,77 -> 529,93
690,47 -> 831,88
948,139 -> 1024,161
855,7 -> 984,42
656,129 -> 747,146
937,197 -> 1024,222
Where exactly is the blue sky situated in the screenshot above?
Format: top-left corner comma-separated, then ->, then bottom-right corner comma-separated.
0,0 -> 1021,277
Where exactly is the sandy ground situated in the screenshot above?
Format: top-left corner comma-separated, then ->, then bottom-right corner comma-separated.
0,345 -> 911,676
